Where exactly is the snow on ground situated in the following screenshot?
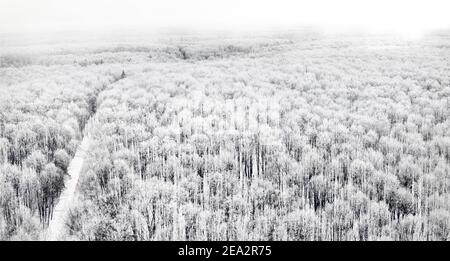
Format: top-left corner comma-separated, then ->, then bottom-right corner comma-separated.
46,137 -> 92,241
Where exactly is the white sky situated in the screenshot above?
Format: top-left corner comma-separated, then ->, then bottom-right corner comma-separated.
0,0 -> 449,36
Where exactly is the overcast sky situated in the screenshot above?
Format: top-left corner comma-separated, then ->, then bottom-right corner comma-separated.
1,0 -> 449,36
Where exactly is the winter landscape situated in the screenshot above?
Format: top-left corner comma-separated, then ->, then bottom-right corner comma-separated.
1,0 -> 450,242
0,29 -> 449,241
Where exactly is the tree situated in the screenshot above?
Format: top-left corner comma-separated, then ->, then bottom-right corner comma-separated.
54,149 -> 70,172
24,150 -> 47,174
37,163 -> 65,225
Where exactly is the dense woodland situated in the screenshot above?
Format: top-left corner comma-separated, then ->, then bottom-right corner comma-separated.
0,32 -> 449,240
0,62 -> 123,239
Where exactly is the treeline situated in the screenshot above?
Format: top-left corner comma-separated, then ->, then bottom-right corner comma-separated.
0,65 -> 120,240
0,37 -> 293,68
66,39 -> 449,241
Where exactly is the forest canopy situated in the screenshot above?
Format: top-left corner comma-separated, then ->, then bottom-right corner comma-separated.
0,32 -> 449,241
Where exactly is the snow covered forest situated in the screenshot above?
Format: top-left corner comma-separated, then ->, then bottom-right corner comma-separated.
0,31 -> 449,241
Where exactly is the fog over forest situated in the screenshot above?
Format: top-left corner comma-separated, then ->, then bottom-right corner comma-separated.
0,28 -> 449,241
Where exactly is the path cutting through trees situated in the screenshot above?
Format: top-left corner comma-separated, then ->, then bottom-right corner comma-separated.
44,71 -> 125,240
45,136 -> 92,241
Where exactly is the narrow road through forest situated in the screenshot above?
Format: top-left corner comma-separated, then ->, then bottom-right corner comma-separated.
45,136 -> 92,241
44,75 -> 123,240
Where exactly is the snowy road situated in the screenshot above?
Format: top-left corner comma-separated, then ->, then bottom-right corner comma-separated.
45,136 -> 91,241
